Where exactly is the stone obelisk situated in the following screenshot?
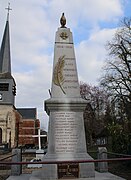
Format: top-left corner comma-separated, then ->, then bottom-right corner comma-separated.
31,13 -> 95,179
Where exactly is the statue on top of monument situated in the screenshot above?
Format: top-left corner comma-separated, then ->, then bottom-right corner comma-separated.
60,13 -> 66,28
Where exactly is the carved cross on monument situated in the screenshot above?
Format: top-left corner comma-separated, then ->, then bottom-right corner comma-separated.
32,129 -> 47,150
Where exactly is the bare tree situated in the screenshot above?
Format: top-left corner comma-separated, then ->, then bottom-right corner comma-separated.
80,82 -> 110,146
100,17 -> 131,127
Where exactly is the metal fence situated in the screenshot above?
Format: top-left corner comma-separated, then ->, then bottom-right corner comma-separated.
0,152 -> 15,180
0,148 -> 131,179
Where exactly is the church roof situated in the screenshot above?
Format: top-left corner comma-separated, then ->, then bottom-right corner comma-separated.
0,19 -> 11,74
17,108 -> 37,120
0,72 -> 14,79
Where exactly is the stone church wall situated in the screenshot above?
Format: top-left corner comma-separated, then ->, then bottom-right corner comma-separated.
0,105 -> 21,148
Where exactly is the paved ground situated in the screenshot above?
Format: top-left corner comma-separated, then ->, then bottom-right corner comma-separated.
7,171 -> 125,180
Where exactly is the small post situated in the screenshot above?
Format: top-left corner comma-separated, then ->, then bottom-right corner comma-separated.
97,147 -> 108,172
11,148 -> 22,175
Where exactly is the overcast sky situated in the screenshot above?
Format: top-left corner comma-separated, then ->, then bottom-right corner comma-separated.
0,0 -> 130,131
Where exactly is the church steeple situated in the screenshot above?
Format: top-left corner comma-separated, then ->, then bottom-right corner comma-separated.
0,4 -> 16,105
0,19 -> 11,73
0,3 -> 12,74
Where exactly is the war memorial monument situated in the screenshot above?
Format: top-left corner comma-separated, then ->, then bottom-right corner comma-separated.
31,13 -> 95,179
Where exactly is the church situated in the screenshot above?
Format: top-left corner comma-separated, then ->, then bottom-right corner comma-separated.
0,10 -> 41,148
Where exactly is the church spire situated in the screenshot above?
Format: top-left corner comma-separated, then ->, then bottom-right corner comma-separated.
0,3 -> 12,74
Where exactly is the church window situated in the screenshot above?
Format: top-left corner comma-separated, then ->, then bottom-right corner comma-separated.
0,83 -> 9,91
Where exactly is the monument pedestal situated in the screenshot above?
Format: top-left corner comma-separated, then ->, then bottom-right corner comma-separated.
43,98 -> 94,179
30,99 -> 95,179
32,157 -> 94,179
40,155 -> 94,179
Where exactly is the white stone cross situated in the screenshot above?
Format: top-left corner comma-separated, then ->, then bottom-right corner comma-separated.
32,129 -> 47,150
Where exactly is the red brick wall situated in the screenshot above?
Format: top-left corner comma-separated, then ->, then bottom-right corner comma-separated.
18,119 -> 40,146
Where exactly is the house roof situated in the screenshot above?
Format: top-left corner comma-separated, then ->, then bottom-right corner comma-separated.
17,108 -> 37,119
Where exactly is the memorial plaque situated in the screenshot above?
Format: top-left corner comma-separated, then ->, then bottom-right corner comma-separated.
58,163 -> 79,179
53,111 -> 78,153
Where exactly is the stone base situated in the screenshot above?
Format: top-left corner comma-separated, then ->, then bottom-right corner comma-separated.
7,171 -> 126,180
27,159 -> 43,168
30,153 -> 95,179
36,149 -> 44,160
79,163 -> 94,178
31,163 -> 94,179
27,150 -> 44,168
31,164 -> 57,180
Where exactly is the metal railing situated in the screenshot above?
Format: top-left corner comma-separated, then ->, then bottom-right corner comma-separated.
0,152 -> 16,179
1,157 -> 131,165
0,148 -> 131,179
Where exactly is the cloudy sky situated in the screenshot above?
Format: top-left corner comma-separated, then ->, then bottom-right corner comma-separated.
0,0 -> 130,131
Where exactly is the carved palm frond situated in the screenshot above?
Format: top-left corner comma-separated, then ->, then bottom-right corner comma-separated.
53,55 -> 66,94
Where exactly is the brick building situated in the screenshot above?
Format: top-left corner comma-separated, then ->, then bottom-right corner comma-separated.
17,108 -> 40,147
